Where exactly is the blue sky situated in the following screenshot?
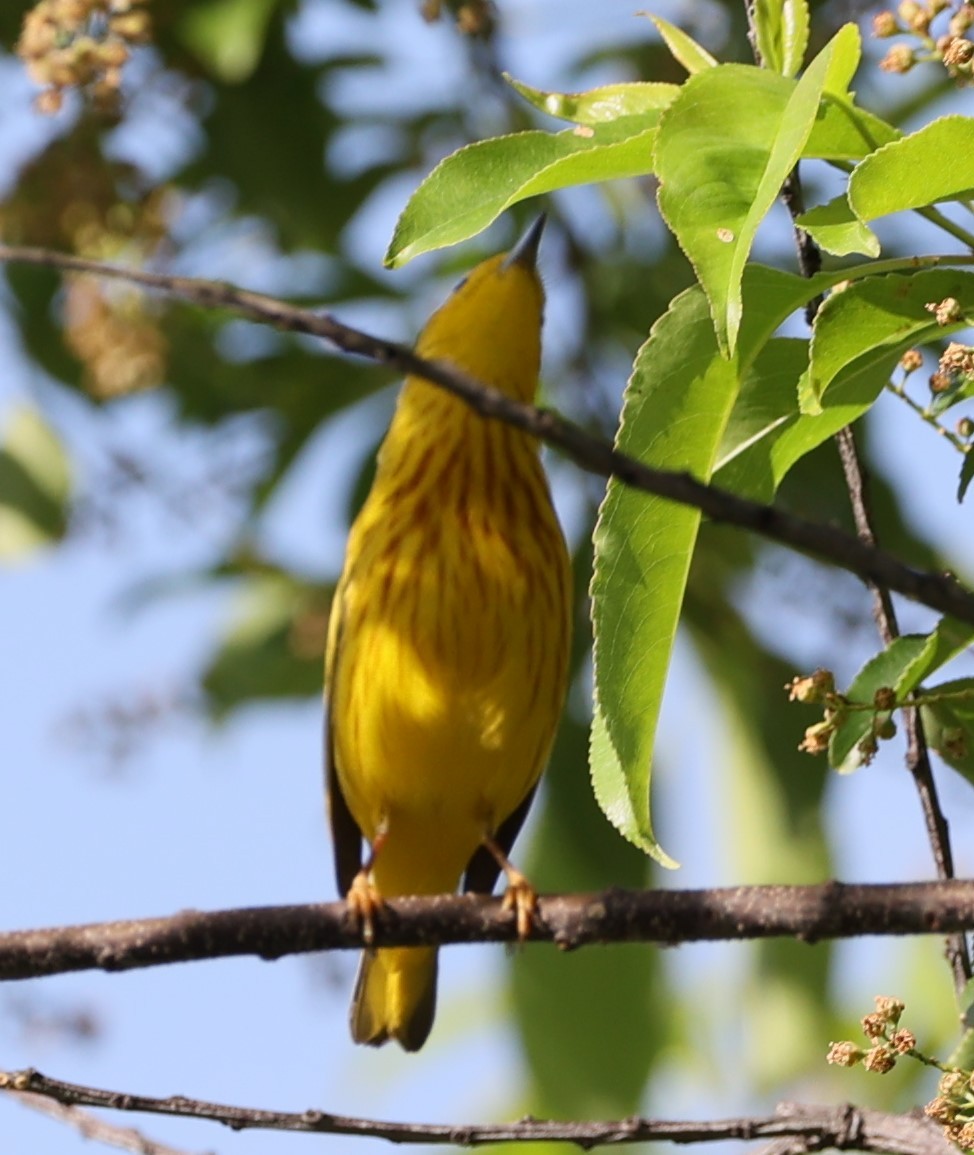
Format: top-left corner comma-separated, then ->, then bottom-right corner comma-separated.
4,2 -> 974,1153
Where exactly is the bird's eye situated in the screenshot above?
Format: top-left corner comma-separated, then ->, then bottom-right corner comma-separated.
452,275 -> 468,293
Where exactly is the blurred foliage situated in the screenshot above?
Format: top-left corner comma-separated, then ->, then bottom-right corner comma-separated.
1,0 -> 973,1127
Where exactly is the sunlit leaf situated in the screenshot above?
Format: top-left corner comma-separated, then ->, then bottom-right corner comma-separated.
591,287 -> 739,863
655,27 -> 853,355
0,404 -> 71,562
849,116 -> 974,221
797,195 -> 880,257
507,75 -> 679,125
751,0 -> 810,76
799,270 -> 974,415
386,117 -> 658,266
830,618 -> 974,772
643,14 -> 718,73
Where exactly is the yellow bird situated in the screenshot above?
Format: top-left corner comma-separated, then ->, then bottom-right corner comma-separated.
324,216 -> 572,1051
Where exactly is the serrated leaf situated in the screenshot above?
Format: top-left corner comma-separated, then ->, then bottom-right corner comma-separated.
752,0 -> 810,76
796,195 -> 880,257
643,14 -> 718,74
507,75 -> 679,126
0,404 -> 71,562
799,270 -> 974,415
849,116 -> 974,222
655,27 -> 852,356
830,620 -> 974,772
921,678 -> 974,785
385,118 -> 657,266
590,288 -> 739,863
781,0 -> 810,76
712,268 -> 866,500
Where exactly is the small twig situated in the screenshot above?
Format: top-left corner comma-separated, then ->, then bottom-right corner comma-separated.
1,243 -> 973,625
834,427 -> 900,647
779,152 -> 973,991
0,1070 -> 956,1152
7,882 -> 974,983
780,169 -> 825,322
835,424 -> 972,991
8,1090 -> 210,1155
885,381 -> 970,455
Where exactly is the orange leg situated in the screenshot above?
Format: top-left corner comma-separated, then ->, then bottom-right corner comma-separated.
345,823 -> 388,946
481,834 -> 537,940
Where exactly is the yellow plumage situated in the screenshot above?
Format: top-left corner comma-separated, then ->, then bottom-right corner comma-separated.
325,217 -> 571,1051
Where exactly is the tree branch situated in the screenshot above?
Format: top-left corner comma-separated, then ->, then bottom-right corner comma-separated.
835,426 -> 972,991
8,1090 -> 209,1155
777,158 -> 972,990
0,243 -> 972,624
6,881 -> 974,982
0,1069 -> 955,1153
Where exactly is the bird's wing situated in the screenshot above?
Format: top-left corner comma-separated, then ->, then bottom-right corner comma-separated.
462,781 -> 539,895
324,580 -> 363,894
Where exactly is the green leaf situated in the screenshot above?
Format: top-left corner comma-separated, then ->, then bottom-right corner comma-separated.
780,0 -> 810,76
386,118 -> 658,266
804,96 -> 899,161
921,677 -> 974,785
752,0 -> 810,76
643,14 -> 718,73
507,75 -> 679,125
655,28 -> 852,356
796,195 -> 880,257
799,270 -> 974,415
513,701 -> 661,1118
716,342 -> 892,500
176,0 -> 282,83
711,265 -> 876,500
202,575 -> 327,718
590,288 -> 739,863
830,619 -> 974,772
928,374 -> 974,416
0,404 -> 71,562
849,116 -> 974,222
959,450 -> 974,503
947,976 -> 974,1070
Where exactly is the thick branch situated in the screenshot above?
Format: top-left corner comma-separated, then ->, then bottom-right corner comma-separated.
1,244 -> 972,624
6,882 -> 974,982
0,1070 -> 955,1153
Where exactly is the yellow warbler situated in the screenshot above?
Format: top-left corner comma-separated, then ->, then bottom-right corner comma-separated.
324,216 -> 571,1051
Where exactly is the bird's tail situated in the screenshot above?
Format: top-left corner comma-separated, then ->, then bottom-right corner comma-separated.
350,946 -> 438,1052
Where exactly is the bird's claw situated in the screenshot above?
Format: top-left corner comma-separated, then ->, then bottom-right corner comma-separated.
345,871 -> 384,946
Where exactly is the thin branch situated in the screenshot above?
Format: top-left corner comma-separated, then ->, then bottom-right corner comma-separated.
779,169 -> 825,321
780,149 -> 974,993
1,243 -> 973,624
835,426 -> 971,991
834,426 -> 901,647
7,882 -> 974,982
9,1090 -> 211,1155
885,381 -> 969,455
0,1070 -> 955,1153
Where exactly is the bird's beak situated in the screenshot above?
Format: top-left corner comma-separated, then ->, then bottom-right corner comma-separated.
503,214 -> 546,271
